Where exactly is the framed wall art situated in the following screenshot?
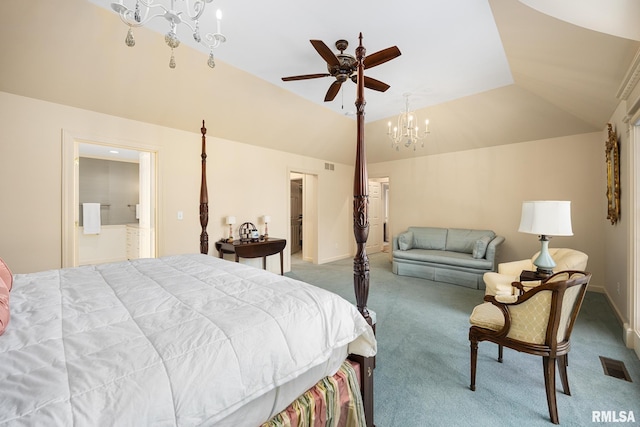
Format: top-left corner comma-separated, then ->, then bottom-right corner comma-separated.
605,123 -> 620,225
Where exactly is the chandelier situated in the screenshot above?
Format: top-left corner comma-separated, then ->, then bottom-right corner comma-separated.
387,93 -> 430,151
110,0 -> 227,69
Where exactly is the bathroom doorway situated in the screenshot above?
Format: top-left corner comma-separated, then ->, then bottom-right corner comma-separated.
62,134 -> 157,267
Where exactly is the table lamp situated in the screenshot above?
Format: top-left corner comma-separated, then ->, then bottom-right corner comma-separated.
518,201 -> 573,276
226,216 -> 236,242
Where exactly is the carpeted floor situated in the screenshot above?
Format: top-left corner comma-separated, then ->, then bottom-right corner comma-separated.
287,252 -> 640,426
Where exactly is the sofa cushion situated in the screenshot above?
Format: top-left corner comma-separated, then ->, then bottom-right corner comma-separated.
398,231 -> 414,251
409,227 -> 447,250
445,229 -> 495,254
472,235 -> 492,259
393,249 -> 494,270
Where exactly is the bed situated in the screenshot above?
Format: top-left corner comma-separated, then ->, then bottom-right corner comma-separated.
0,254 -> 374,426
0,35 -> 379,427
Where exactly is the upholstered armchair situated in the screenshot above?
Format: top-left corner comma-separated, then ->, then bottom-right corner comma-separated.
469,270 -> 591,424
483,248 -> 588,296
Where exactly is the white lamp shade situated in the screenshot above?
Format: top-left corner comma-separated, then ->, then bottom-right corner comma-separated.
518,201 -> 573,236
226,216 -> 236,225
263,215 -> 271,223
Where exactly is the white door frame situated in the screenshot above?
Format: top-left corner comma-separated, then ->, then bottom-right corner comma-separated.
288,169 -> 318,268
62,130 -> 159,267
629,122 -> 640,358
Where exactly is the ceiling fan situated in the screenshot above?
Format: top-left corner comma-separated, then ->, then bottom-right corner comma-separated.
282,39 -> 401,102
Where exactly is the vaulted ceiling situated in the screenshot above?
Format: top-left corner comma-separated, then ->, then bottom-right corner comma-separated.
1,0 -> 638,164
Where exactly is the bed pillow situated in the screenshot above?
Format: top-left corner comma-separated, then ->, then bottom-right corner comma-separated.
0,257 -> 13,291
0,277 -> 9,335
398,231 -> 414,251
472,235 -> 492,259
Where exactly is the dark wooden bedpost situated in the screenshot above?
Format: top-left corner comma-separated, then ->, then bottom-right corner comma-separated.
353,33 -> 371,323
353,32 -> 375,427
200,120 -> 209,255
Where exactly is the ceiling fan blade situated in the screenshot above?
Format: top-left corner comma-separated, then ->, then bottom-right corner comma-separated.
350,75 -> 391,92
310,40 -> 340,67
364,46 -> 401,69
363,76 -> 391,92
282,73 -> 331,81
324,80 -> 343,102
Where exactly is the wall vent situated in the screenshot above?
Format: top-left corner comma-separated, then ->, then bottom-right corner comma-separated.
599,356 -> 632,382
324,162 -> 335,171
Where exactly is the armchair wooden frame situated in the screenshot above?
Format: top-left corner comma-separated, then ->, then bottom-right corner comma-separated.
469,270 -> 592,424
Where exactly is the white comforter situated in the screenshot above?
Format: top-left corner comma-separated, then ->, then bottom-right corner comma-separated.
0,254 -> 376,426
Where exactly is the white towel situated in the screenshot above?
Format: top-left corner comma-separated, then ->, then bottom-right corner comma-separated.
83,203 -> 101,235
135,204 -> 140,220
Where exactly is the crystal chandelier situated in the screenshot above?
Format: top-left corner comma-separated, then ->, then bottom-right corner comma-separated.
387,93 -> 430,151
110,0 -> 226,69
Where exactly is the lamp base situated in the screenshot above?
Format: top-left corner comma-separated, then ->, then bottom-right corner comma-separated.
532,235 -> 555,277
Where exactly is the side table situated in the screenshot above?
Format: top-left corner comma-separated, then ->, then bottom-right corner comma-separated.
215,238 -> 287,275
519,270 -> 549,282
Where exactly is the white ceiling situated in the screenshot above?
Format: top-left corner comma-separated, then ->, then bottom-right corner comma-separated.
97,0 -> 515,122
91,0 -> 638,123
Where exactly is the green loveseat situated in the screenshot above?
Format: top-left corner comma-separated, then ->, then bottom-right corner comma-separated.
392,227 -> 505,290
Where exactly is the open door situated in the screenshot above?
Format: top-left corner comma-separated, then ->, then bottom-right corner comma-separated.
290,178 -> 302,255
366,180 -> 384,254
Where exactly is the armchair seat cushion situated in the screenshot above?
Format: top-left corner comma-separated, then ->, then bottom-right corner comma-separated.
469,302 -> 503,331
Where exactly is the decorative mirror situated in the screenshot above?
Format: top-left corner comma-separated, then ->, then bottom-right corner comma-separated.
605,123 -> 620,225
239,222 -> 259,242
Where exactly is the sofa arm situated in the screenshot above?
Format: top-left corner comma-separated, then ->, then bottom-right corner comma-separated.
392,235 -> 400,251
484,236 -> 505,266
484,272 -> 519,296
497,259 -> 533,276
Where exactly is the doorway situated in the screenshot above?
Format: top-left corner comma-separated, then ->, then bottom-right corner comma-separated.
290,178 -> 303,255
366,177 -> 389,254
62,133 -> 157,267
289,171 -> 318,267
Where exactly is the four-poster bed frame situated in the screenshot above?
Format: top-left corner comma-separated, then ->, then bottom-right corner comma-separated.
198,33 -> 377,426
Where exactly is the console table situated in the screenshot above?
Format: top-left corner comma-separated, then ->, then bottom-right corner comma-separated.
215,238 -> 287,275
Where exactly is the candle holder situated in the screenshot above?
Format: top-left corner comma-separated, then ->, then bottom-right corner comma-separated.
226,216 -> 235,242
263,215 -> 271,238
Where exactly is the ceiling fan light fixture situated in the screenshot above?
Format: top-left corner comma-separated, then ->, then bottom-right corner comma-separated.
281,38 -> 401,103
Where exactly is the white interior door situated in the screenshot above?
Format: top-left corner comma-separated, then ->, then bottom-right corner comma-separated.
366,181 -> 383,253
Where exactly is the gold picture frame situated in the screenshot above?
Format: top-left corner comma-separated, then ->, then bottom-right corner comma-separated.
606,123 -> 620,225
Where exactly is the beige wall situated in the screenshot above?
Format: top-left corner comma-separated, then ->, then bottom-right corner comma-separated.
0,90 -> 627,328
604,103 -> 631,326
369,132 -> 607,290
0,91 -> 354,274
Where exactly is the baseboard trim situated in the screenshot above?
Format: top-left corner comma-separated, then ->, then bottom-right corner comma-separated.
626,325 -> 640,359
320,253 -> 352,264
599,289 -> 640,358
